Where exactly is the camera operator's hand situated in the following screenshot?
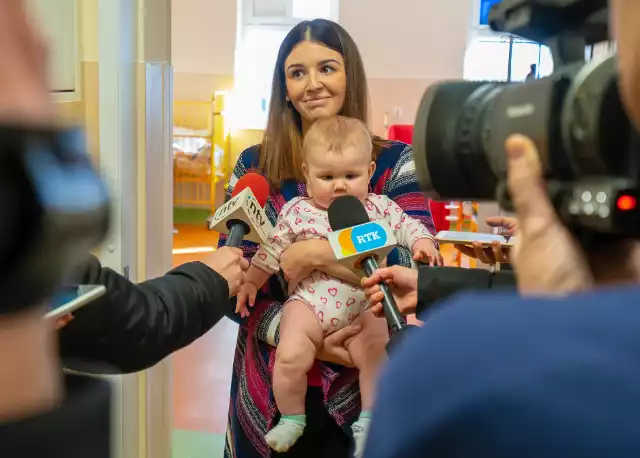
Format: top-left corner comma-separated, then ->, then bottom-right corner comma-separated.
0,1 -> 54,125
52,313 -> 74,330
504,135 -> 638,295
361,266 -> 418,317
455,217 -> 517,265
199,247 -> 249,297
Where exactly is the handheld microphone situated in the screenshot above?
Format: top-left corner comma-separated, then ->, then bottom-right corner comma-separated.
209,173 -> 272,247
327,196 -> 414,345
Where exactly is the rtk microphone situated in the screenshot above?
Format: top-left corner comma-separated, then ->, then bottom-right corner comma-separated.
209,173 -> 272,247
327,196 -> 409,338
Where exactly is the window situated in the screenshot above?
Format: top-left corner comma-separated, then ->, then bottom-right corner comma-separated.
228,0 -> 338,131
228,25 -> 290,131
464,34 -> 554,82
538,45 -> 554,77
292,0 -> 333,20
464,39 -> 511,81
510,41 -> 542,82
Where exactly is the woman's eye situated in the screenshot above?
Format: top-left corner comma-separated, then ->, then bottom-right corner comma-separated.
291,70 -> 305,79
320,65 -> 336,74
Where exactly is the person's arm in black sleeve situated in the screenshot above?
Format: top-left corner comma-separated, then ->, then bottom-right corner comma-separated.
58,254 -> 229,374
416,265 -> 517,317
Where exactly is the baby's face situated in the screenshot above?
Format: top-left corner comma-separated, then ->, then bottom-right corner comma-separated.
303,145 -> 375,210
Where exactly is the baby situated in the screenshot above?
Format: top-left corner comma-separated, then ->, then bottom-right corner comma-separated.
236,116 -> 439,456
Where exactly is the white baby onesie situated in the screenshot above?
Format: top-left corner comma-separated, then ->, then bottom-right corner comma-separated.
252,194 -> 434,335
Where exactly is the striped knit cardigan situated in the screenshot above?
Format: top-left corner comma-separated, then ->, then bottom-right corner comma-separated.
217,141 -> 436,458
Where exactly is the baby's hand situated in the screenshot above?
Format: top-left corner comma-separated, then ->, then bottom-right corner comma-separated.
236,282 -> 259,318
412,238 -> 444,266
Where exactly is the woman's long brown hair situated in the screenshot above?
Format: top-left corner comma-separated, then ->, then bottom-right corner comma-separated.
259,19 -> 387,188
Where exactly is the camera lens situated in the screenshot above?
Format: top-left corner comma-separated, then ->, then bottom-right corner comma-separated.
413,81 -> 505,200
561,55 -> 636,178
412,55 -> 636,205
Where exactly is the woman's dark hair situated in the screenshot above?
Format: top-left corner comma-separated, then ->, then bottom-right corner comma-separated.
259,19 -> 386,187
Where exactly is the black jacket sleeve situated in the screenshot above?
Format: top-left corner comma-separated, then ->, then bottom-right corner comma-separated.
58,255 -> 229,374
416,265 -> 517,316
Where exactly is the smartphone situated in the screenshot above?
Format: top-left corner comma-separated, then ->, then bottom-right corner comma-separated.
44,285 -> 107,320
436,231 -> 515,247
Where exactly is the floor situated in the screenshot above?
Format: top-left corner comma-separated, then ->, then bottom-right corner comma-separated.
171,224 -> 232,458
170,221 -> 463,458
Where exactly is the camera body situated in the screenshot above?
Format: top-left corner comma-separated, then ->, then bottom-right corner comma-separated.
412,0 -> 640,239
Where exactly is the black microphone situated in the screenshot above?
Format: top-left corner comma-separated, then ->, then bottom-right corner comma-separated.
328,196 -> 417,351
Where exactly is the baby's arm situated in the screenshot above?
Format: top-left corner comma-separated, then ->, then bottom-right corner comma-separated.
236,213 -> 295,316
236,263 -> 272,317
377,195 -> 441,265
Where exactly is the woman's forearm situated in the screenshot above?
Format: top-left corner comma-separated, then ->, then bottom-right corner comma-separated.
320,263 -> 362,285
312,240 -> 361,284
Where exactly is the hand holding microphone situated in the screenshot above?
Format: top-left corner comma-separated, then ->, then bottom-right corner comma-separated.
327,196 -> 417,349
361,266 -> 419,317
206,173 -> 273,294
199,248 -> 249,297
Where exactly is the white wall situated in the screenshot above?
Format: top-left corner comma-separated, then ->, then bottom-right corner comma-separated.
337,0 -> 473,133
170,0 -> 474,111
171,0 -> 237,75
339,0 -> 472,80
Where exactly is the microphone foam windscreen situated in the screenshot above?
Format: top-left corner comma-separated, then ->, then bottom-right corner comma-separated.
328,195 -> 370,230
232,172 -> 270,207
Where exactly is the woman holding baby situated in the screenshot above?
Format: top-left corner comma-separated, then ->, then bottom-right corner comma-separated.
218,18 -> 442,458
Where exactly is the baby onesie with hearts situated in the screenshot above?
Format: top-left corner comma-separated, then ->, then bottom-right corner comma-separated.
252,193 -> 433,335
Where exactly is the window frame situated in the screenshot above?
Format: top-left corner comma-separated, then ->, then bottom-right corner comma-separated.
242,0 -> 338,27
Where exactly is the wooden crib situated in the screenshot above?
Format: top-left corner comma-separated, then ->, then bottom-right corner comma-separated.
173,97 -> 228,213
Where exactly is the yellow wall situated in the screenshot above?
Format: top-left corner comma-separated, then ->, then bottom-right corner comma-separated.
55,0 -> 100,163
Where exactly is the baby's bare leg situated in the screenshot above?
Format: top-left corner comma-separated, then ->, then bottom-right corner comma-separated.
273,300 -> 323,414
266,300 -> 323,452
346,309 -> 389,457
347,309 -> 389,411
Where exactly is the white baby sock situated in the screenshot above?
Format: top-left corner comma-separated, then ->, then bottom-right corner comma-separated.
265,414 -> 306,452
351,411 -> 372,458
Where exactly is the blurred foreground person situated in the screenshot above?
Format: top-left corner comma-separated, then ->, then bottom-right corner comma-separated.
0,2 -> 247,457
0,2 -> 110,456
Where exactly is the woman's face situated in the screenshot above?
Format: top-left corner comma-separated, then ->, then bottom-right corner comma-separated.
284,41 -> 347,126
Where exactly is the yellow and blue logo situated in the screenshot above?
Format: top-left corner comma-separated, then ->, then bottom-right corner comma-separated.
337,222 -> 387,256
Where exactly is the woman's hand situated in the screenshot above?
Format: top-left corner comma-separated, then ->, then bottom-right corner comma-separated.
454,217 -> 518,265
316,323 -> 362,367
281,239 -> 361,293
361,266 -> 419,317
412,238 -> 444,266
280,239 -> 339,290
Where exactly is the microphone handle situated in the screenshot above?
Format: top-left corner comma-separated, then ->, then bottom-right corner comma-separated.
362,257 -> 406,333
225,223 -> 248,247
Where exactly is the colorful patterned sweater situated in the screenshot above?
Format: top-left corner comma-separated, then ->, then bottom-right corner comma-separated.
217,141 -> 436,458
